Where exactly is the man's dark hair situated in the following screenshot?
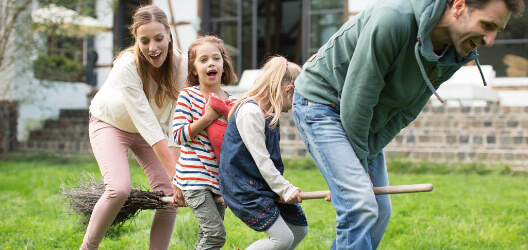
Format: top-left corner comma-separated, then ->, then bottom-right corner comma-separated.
447,0 -> 525,18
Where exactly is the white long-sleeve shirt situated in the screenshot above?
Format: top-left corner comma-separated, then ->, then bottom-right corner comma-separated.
235,102 -> 299,201
89,50 -> 187,147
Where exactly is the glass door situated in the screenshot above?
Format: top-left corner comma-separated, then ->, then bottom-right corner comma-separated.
202,0 -> 346,77
203,0 -> 242,77
302,0 -> 346,62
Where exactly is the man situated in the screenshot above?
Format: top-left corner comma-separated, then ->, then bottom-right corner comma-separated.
292,0 -> 524,249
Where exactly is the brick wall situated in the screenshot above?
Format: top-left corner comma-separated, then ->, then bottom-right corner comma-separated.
15,103 -> 528,170
0,101 -> 18,154
20,109 -> 92,154
279,103 -> 528,170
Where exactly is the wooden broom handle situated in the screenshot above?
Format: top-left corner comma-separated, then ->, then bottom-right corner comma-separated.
299,183 -> 434,199
160,184 -> 433,204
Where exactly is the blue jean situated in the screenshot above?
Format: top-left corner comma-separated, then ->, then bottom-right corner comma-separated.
292,91 -> 392,249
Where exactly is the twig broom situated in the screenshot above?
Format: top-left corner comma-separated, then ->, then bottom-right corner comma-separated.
60,171 -> 168,230
61,171 -> 433,230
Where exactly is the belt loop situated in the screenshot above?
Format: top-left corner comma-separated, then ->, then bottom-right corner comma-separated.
300,93 -> 309,106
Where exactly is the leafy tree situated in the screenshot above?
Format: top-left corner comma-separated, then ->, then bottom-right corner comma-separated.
1,0 -> 98,77
0,0 -> 33,74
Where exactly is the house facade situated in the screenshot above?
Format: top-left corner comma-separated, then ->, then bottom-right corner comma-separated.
92,0 -> 369,89
1,0 -> 527,156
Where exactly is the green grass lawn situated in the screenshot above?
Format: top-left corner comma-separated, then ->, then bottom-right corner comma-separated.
0,154 -> 527,249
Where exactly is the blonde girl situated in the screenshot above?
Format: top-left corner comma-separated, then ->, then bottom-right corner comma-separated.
84,5 -> 186,249
172,35 -> 237,249
219,56 -> 308,249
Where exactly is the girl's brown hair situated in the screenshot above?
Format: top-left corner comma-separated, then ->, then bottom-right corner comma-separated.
115,5 -> 182,108
187,35 -> 237,86
228,56 -> 301,128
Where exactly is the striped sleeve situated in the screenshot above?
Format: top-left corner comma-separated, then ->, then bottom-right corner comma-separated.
173,89 -> 195,145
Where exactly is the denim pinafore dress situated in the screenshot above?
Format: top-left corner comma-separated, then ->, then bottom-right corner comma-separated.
219,100 -> 307,231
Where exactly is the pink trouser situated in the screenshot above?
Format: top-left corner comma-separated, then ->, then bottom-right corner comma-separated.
81,117 -> 177,250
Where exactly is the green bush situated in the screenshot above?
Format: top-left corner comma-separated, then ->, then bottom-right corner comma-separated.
283,156 -> 526,176
33,54 -> 84,82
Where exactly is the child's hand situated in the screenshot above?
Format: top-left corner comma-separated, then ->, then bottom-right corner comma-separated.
285,189 -> 302,204
325,192 -> 331,202
170,184 -> 187,207
203,102 -> 221,123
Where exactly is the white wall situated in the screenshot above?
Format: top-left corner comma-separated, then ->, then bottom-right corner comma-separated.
493,77 -> 528,106
430,66 -> 528,107
15,79 -> 90,140
94,0 -> 114,89
349,0 -> 378,14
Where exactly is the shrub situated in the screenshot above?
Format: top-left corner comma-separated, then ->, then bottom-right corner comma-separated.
33,54 -> 84,82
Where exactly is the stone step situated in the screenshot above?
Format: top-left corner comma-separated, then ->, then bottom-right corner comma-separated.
59,109 -> 89,119
22,140 -> 92,154
42,117 -> 89,130
28,128 -> 89,141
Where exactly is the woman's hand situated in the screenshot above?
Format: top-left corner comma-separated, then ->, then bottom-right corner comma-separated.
170,184 -> 187,207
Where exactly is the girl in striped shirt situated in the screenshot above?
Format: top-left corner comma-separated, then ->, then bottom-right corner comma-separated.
172,35 -> 237,249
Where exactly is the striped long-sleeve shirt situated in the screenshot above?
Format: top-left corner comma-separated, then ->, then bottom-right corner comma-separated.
172,85 -> 236,193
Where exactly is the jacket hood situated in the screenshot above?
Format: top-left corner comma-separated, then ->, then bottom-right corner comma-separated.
409,0 -> 485,102
410,0 -> 478,63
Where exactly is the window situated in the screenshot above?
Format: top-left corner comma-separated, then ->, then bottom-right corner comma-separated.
475,13 -> 528,77
32,1 -> 100,83
202,0 -> 346,79
203,0 -> 242,76
33,32 -> 85,82
114,0 -> 150,52
303,0 -> 345,60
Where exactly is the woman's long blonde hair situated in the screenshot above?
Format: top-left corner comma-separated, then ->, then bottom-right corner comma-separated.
228,56 -> 301,128
115,5 -> 182,108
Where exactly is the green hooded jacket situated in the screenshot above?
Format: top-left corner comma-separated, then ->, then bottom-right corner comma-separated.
295,0 -> 482,171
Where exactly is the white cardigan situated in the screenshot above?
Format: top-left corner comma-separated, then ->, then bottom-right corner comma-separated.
89,50 -> 187,147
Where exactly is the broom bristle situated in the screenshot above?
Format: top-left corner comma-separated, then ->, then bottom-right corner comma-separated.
60,171 -> 168,231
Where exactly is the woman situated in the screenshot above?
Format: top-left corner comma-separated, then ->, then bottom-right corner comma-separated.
82,5 -> 186,249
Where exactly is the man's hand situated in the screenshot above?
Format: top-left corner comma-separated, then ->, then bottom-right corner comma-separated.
170,184 -> 187,207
